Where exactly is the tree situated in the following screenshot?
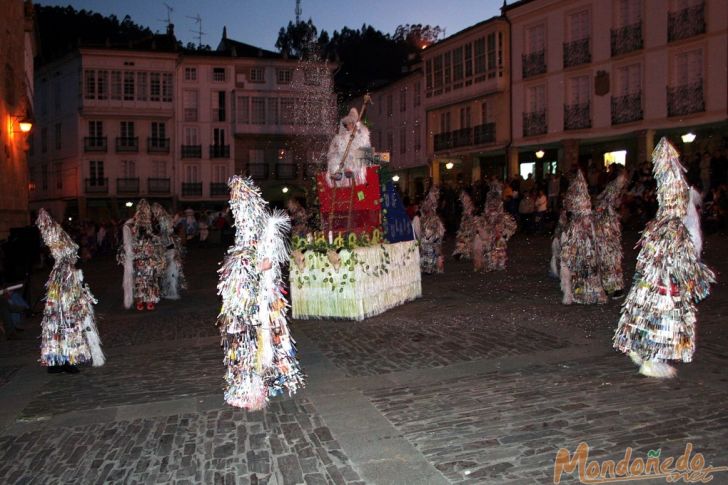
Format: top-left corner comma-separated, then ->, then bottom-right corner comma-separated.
392,24 -> 444,51
275,19 -> 320,58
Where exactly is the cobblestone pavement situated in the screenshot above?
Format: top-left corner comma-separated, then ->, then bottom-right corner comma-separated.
0,231 -> 726,484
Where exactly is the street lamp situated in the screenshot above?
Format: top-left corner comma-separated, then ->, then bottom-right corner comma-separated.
535,150 -> 545,159
125,201 -> 133,208
445,161 -> 454,170
681,132 -> 696,143
282,186 -> 289,194
392,174 -> 400,182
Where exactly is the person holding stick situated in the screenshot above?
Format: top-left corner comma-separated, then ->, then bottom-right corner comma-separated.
326,98 -> 371,188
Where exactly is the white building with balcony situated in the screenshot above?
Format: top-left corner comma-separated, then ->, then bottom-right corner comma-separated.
504,0 -> 727,180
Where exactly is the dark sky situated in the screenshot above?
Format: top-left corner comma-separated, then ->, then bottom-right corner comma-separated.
36,0 -> 505,49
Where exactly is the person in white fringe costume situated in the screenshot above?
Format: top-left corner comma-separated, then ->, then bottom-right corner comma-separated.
36,209 -> 105,373
326,107 -> 371,187
151,202 -> 187,300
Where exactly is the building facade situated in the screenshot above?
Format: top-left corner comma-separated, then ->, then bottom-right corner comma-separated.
0,1 -> 35,239
422,17 -> 512,187
505,0 -> 728,180
28,33 -> 333,220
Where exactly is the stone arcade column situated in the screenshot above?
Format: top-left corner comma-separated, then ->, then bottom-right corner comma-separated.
634,129 -> 655,169
561,139 -> 580,173
506,147 -> 519,180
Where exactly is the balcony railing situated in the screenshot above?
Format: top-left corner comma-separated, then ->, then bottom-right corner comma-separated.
115,137 -> 139,152
209,144 -> 230,158
523,110 -> 547,137
148,177 -> 170,194
563,38 -> 591,68
473,123 -> 496,145
147,137 -> 170,153
522,49 -> 546,78
611,23 -> 643,56
247,163 -> 269,180
116,177 -> 140,194
181,145 -> 202,158
184,108 -> 198,122
667,81 -> 705,117
181,182 -> 202,197
668,3 -> 705,42
210,182 -> 229,197
84,136 -> 107,152
433,132 -> 453,152
452,128 -> 472,148
611,93 -> 643,125
275,163 -> 297,180
564,102 -> 591,130
85,178 -> 108,194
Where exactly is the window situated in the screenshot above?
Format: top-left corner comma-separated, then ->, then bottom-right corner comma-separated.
213,128 -> 226,146
527,25 -> 545,53
162,73 -> 173,102
414,122 -> 421,152
89,120 -> 103,138
474,38 -> 486,75
150,73 -> 161,101
399,127 -> 407,154
121,160 -> 136,177
120,121 -> 135,139
123,71 -> 135,100
459,106 -> 471,128
111,71 -> 122,100
674,49 -> 702,86
486,33 -> 497,78
151,121 -> 166,141
213,91 -> 226,121
386,132 -> 393,153
212,67 -> 226,82
414,82 -> 421,107
183,89 -> 198,121
249,149 -> 265,163
277,69 -> 292,84
433,55 -> 443,90
527,85 -> 546,112
267,98 -> 279,124
151,160 -> 167,177
84,70 -> 95,99
98,71 -> 108,100
54,123 -> 61,150
616,0 -> 641,27
569,11 -> 590,41
481,101 -> 493,123
184,67 -> 197,81
136,72 -> 147,101
279,97 -> 294,125
41,165 -> 48,190
55,163 -> 63,189
444,52 -> 452,86
387,94 -> 393,116
53,81 -> 61,112
184,127 -> 199,145
251,97 -> 266,124
41,127 -> 47,153
399,87 -> 407,112
425,59 -> 433,92
617,63 -> 641,95
184,164 -> 200,183
236,96 -> 249,123
464,43 -> 473,77
89,160 -> 104,185
569,75 -> 590,104
453,47 -> 464,82
249,68 -> 264,82
440,112 -> 451,132
213,164 -> 228,183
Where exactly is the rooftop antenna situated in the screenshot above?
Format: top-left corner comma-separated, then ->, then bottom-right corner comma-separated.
159,2 -> 174,26
186,13 -> 206,48
295,0 -> 302,24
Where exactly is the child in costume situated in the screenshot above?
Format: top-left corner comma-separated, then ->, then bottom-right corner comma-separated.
559,170 -> 607,305
119,199 -> 166,311
418,185 -> 445,274
473,179 -> 517,272
36,209 -> 105,373
151,202 -> 186,300
217,176 -> 305,409
613,138 -> 715,378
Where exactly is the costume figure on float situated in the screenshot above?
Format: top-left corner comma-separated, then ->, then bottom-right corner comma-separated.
593,169 -> 627,298
151,202 -> 186,300
614,138 -> 715,378
119,199 -> 166,311
419,185 -> 445,274
36,209 -> 105,373
559,170 -> 607,305
452,190 -> 476,260
217,176 -> 305,409
473,179 -> 517,272
326,107 -> 371,187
